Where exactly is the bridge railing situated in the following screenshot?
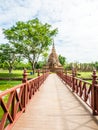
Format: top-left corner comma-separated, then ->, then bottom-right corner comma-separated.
57,70 -> 98,115
0,69 -> 49,130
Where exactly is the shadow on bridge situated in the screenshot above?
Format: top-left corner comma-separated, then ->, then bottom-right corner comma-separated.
12,74 -> 98,130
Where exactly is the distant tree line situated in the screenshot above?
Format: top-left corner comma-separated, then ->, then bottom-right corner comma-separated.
65,62 -> 98,72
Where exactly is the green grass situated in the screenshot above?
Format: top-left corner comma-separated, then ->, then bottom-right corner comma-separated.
0,69 -> 38,79
77,72 -> 92,79
0,106 -> 4,121
77,72 -> 93,83
86,80 -> 92,83
0,70 -> 22,78
0,80 -> 22,91
77,71 -> 98,83
0,69 -> 38,91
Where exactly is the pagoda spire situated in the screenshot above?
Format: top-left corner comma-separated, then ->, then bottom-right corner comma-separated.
43,40 -> 64,72
52,40 -> 56,53
53,40 -> 55,48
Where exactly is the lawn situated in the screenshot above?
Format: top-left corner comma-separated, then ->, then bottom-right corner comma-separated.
0,80 -> 21,91
77,71 -> 98,83
0,69 -> 38,91
77,71 -> 92,79
66,71 -> 95,83
0,69 -> 38,79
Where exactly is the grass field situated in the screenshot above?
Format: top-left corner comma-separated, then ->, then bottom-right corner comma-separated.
0,69 -> 38,78
0,69 -> 38,91
0,80 -> 22,91
77,71 -> 98,83
77,71 -> 92,79
67,71 -> 94,83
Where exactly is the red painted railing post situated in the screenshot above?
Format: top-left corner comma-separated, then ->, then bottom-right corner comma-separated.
72,68 -> 75,92
38,69 -> 40,77
38,69 -> 40,90
43,70 -> 45,82
22,68 -> 27,112
91,70 -> 97,115
65,70 -> 67,83
22,69 -> 27,83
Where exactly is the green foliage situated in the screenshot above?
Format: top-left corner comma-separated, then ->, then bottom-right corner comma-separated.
94,62 -> 98,70
3,18 -> 58,73
42,52 -> 48,64
0,70 -> 23,78
36,61 -> 45,69
65,63 -> 72,70
65,62 -> 95,72
15,62 -> 31,70
58,54 -> 66,66
0,43 -> 20,73
79,63 -> 94,71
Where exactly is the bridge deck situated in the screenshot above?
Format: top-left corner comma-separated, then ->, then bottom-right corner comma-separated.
12,74 -> 98,130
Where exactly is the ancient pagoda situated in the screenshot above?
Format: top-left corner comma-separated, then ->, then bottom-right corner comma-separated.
44,42 -> 64,72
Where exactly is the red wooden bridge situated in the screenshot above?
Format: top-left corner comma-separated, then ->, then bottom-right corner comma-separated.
0,70 -> 98,130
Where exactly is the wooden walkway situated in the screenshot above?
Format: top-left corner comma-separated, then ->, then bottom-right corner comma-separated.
12,74 -> 98,130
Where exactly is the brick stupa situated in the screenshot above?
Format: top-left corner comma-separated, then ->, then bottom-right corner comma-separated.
44,42 -> 64,72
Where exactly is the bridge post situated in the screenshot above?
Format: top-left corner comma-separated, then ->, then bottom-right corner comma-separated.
65,70 -> 67,84
38,69 -> 40,77
43,70 -> 45,82
22,68 -> 27,112
72,68 -> 75,92
38,69 -> 40,90
91,70 -> 97,115
22,68 -> 27,83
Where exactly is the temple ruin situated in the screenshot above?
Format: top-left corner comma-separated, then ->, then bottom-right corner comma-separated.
44,42 -> 64,72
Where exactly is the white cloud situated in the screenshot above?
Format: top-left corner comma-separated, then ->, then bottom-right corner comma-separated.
0,0 -> 98,62
0,0 -> 41,26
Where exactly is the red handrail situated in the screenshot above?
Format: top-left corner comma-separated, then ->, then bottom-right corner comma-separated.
0,71 -> 49,130
57,71 -> 98,115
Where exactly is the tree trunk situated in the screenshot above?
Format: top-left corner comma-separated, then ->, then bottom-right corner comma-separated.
32,63 -> 35,74
8,66 -> 12,74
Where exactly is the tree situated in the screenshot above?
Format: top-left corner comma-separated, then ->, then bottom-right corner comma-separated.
3,18 -> 58,73
58,55 -> 66,66
15,62 -> 32,70
42,52 -> 49,64
36,61 -> 45,69
0,43 -> 18,73
94,62 -> 98,70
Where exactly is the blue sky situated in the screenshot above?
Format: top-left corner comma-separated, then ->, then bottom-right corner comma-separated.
0,0 -> 98,63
